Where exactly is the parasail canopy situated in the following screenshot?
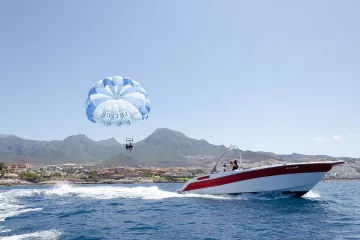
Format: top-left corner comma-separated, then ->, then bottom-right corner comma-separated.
85,76 -> 151,127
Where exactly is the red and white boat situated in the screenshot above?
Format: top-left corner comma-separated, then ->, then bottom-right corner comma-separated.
176,145 -> 344,197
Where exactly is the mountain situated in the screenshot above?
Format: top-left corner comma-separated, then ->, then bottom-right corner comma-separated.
128,128 -> 228,167
0,128 -> 246,167
0,134 -> 13,138
96,154 -> 142,168
0,128 -> 356,167
126,128 -> 313,167
0,134 -> 122,165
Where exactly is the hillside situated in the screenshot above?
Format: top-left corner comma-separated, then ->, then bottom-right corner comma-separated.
129,128 -> 228,167
0,128 -> 357,167
0,134 -> 122,165
0,134 -> 13,138
97,154 -> 142,168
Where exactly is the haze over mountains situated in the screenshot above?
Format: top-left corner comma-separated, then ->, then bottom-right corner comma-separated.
0,128 -> 357,168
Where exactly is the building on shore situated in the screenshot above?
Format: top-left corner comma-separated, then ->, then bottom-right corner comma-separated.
4,163 -> 33,171
44,163 -> 95,172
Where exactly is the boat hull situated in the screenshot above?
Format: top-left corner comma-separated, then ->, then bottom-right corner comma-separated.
177,161 -> 344,196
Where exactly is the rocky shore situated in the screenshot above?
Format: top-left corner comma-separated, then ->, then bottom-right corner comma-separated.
0,179 -> 34,186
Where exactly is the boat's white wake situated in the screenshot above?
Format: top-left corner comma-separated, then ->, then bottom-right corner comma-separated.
0,188 -> 61,239
303,190 -> 321,199
32,182 -> 232,200
0,229 -> 62,240
1,183 -> 319,205
0,226 -> 12,233
0,192 -> 42,223
2,183 -> 322,208
5,182 -> 314,202
44,183 -> 299,201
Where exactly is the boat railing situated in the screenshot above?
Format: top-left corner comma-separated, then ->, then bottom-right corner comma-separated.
211,145 -> 242,174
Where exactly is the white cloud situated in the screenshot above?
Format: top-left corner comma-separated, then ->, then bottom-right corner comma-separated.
313,137 -> 324,141
350,134 -> 356,138
333,135 -> 342,140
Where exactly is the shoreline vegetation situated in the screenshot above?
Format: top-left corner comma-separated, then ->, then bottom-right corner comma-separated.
0,178 -> 189,186
0,173 -> 193,186
0,165 -> 195,187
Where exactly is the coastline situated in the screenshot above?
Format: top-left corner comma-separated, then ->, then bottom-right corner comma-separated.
1,177 -> 359,187
322,178 -> 360,181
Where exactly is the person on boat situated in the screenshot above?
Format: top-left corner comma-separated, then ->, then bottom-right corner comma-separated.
221,164 -> 227,172
232,160 -> 239,171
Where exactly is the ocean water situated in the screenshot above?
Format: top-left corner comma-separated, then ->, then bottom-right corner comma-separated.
0,181 -> 359,240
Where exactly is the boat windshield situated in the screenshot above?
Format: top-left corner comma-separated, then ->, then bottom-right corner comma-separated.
211,145 -> 242,174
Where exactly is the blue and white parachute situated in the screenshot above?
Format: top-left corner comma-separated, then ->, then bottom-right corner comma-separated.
85,76 -> 151,127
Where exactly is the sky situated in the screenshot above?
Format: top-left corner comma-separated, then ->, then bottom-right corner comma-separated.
0,0 -> 359,157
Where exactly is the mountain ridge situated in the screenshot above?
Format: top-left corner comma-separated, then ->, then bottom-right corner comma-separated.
0,128 -> 357,167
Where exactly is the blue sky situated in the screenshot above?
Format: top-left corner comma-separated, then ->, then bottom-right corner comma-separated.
0,0 -> 359,157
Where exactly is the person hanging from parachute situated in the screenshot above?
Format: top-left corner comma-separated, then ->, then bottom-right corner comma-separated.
125,137 -> 134,153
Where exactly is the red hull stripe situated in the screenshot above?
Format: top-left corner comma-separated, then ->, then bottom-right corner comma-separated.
197,175 -> 210,180
183,163 -> 334,192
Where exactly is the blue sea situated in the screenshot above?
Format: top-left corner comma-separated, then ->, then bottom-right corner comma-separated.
0,181 -> 359,240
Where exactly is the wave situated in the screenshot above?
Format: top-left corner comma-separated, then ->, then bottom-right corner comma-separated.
1,183 -> 319,216
46,183 -> 306,201
0,226 -> 12,233
303,190 -> 321,199
3,182 -> 302,201
0,229 -> 62,240
0,192 -> 42,222
33,182 -> 232,200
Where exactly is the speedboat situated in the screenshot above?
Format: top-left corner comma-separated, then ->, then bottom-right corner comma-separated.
176,145 -> 344,197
